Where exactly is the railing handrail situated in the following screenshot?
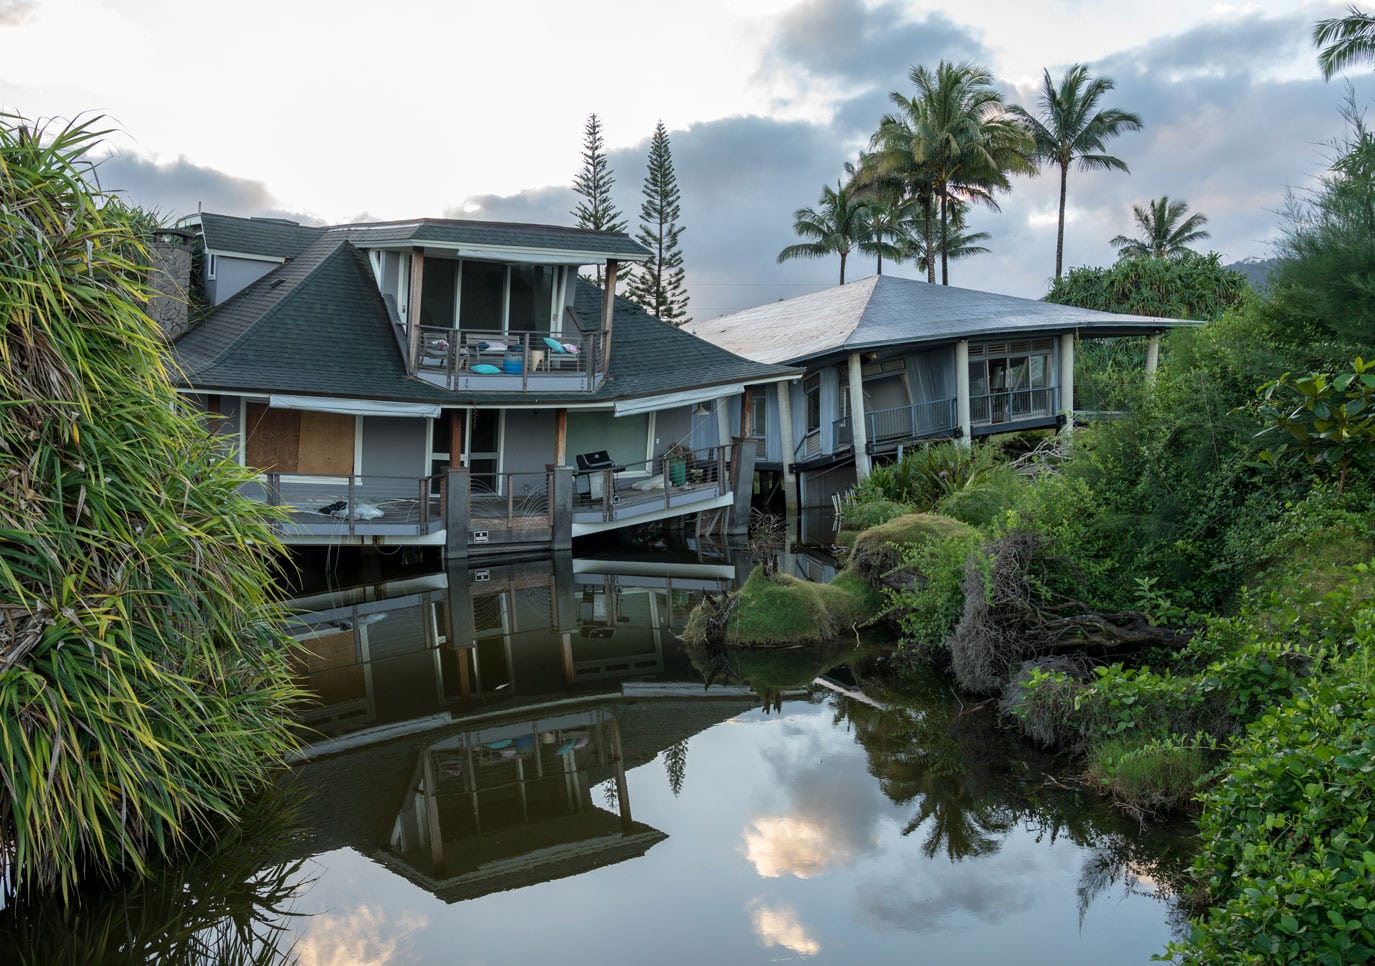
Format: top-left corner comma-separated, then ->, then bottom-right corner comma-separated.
413,324 -> 602,391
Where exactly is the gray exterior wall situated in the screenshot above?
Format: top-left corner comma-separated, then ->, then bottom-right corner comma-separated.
208,256 -> 278,305
502,409 -> 556,494
654,407 -> 691,456
361,416 -> 428,499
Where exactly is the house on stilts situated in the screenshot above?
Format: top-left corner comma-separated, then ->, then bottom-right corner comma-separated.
683,274 -> 1195,511
168,213 -> 797,558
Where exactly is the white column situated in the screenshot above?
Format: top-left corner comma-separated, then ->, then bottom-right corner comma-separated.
1145,332 -> 1161,376
778,379 -> 798,519
716,396 -> 731,446
1059,331 -> 1076,431
847,352 -> 871,480
955,339 -> 972,446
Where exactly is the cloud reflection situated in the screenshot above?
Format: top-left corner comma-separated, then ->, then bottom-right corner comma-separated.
294,903 -> 426,966
749,899 -> 821,956
744,815 -> 849,879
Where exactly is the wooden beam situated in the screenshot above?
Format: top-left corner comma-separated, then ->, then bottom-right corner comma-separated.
554,408 -> 567,465
601,259 -> 618,370
740,385 -> 754,438
406,246 -> 425,373
448,409 -> 465,469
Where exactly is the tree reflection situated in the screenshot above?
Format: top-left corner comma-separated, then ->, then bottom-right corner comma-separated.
0,790 -> 310,965
830,675 -> 1191,924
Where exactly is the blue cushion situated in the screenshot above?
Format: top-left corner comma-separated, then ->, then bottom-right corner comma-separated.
542,336 -> 568,354
471,363 -> 501,375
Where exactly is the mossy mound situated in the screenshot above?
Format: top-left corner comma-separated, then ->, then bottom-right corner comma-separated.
682,567 -> 883,647
849,512 -> 976,583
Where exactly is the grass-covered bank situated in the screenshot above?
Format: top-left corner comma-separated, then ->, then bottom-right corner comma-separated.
0,117 -> 302,904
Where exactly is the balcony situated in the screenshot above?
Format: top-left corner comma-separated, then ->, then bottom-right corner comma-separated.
970,386 -> 1058,429
865,398 -> 958,448
412,326 -> 605,392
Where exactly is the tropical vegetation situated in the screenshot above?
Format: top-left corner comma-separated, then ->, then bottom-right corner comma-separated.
775,178 -> 875,284
1110,195 -> 1211,259
0,114 -> 302,903
1009,64 -> 1142,280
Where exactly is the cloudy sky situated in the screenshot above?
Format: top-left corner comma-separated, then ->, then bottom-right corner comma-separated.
3,0 -> 1371,316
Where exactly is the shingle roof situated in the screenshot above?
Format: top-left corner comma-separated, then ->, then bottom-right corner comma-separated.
682,274 -> 1197,366
173,252 -> 796,406
197,212 -> 325,259
326,218 -> 650,261
173,236 -> 454,403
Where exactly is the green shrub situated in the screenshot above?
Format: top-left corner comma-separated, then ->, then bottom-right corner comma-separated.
935,463 -> 1026,529
838,496 -> 910,532
0,116 -> 301,902
1171,679 -> 1375,964
1085,736 -> 1214,817
856,441 -> 1004,511
684,566 -> 882,647
849,512 -> 974,584
889,526 -> 984,658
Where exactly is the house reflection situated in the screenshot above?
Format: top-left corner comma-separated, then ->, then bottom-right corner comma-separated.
380,708 -> 666,903
285,556 -> 746,741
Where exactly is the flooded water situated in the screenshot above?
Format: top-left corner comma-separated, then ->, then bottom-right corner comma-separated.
0,552 -> 1189,964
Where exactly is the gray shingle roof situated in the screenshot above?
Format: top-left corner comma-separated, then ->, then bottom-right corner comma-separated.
683,274 -> 1197,366
198,213 -> 325,259
173,236 -> 454,403
173,251 -> 796,406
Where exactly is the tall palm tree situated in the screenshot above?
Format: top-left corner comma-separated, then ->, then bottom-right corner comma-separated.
874,61 -> 1032,285
898,199 -> 991,282
1010,64 -> 1142,280
776,179 -> 873,284
1315,6 -> 1375,79
845,155 -> 910,275
1109,196 -> 1210,259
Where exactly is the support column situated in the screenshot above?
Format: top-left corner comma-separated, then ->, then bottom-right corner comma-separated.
955,339 -> 972,446
406,246 -> 425,373
601,260 -> 618,371
740,385 -> 755,438
716,396 -> 731,446
444,466 -> 470,561
727,435 -> 757,537
777,379 -> 798,520
553,409 -> 567,466
847,352 -> 871,479
1145,332 -> 1161,377
1059,331 -> 1076,432
548,463 -> 573,552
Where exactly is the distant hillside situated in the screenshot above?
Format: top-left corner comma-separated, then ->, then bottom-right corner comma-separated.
1225,256 -> 1283,291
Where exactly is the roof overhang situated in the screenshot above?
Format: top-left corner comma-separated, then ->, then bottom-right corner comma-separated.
268,393 -> 441,419
612,373 -> 798,417
355,239 -> 647,265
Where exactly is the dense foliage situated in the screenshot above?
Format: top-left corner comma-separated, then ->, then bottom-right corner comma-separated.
0,115 -> 301,902
1045,251 -> 1249,321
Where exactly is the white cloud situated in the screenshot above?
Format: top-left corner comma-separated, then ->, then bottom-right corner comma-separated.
749,899 -> 822,956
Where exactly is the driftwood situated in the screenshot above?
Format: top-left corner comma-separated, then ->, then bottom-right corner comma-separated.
949,532 -> 1189,695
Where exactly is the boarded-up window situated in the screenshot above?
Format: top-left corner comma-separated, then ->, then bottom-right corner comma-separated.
244,404 -> 355,475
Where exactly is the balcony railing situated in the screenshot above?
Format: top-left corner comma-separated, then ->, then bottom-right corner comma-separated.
832,415 -> 853,450
412,326 -> 604,392
866,397 -> 958,443
970,386 -> 1058,426
246,473 -> 445,537
572,444 -> 733,523
794,429 -> 822,461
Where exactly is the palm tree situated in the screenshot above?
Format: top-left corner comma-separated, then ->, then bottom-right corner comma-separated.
873,61 -> 1032,285
1109,196 -> 1210,259
1010,64 -> 1142,280
776,179 -> 873,284
1315,6 -> 1375,79
899,199 -> 991,282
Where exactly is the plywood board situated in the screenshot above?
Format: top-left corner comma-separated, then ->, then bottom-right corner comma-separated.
244,403 -> 300,473
298,410 -> 356,475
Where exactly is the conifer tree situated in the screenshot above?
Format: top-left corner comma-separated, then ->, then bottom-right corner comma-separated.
626,120 -> 689,324
571,113 -> 628,287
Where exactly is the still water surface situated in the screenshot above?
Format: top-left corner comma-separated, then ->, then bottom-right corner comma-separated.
1,553 -> 1187,964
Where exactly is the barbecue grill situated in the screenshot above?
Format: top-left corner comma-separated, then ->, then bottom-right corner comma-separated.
575,450 -> 625,501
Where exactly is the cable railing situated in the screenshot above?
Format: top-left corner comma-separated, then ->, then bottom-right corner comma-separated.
572,444 -> 733,522
247,472 -> 445,536
970,386 -> 1058,426
412,326 -> 603,390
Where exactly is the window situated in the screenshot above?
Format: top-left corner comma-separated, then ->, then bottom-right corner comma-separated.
750,392 -> 767,436
967,338 -> 1055,424
803,375 -> 821,432
206,253 -> 217,280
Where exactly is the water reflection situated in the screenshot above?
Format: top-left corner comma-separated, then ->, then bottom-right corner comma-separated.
0,555 -> 1190,963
